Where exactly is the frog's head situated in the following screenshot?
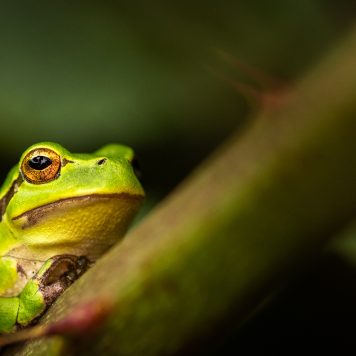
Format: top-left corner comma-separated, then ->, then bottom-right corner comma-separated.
0,142 -> 145,259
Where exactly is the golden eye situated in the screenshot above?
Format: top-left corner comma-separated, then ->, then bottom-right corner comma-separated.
21,148 -> 61,184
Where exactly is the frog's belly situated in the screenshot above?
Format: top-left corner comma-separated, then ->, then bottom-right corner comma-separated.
0,257 -> 43,297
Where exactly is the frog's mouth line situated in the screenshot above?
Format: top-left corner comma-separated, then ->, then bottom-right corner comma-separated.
12,193 -> 144,229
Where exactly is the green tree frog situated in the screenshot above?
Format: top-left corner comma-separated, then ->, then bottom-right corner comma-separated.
0,142 -> 144,333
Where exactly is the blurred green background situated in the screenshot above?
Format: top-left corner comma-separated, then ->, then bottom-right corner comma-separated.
0,1 -> 354,196
1,1 -> 356,352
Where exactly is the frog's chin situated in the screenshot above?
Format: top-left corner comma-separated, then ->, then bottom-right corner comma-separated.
10,193 -> 143,261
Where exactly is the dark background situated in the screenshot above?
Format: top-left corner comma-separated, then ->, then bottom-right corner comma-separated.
0,1 -> 355,352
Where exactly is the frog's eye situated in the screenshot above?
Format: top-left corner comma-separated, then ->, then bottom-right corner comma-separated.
21,148 -> 61,184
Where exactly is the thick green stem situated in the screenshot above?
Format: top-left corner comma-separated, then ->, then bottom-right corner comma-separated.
12,26 -> 356,355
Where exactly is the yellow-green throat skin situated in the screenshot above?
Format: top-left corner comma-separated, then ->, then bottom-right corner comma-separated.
0,142 -> 144,333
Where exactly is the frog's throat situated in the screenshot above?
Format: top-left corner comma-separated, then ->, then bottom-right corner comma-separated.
11,193 -> 144,229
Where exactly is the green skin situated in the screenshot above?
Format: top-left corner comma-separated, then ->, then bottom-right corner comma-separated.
0,142 -> 144,333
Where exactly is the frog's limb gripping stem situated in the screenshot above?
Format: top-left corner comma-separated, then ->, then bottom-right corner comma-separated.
0,255 -> 90,336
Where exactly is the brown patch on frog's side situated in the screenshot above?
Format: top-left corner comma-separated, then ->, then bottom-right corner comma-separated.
16,263 -> 27,278
0,175 -> 23,221
12,193 -> 143,229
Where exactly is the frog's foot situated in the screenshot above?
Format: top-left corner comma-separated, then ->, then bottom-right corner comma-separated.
36,255 -> 90,305
12,255 -> 90,330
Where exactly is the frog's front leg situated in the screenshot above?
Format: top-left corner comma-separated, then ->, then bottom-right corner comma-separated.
0,255 -> 89,333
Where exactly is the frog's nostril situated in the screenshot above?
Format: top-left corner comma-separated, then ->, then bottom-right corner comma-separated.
96,158 -> 107,166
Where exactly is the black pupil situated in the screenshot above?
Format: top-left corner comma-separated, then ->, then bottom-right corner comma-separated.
28,156 -> 52,170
